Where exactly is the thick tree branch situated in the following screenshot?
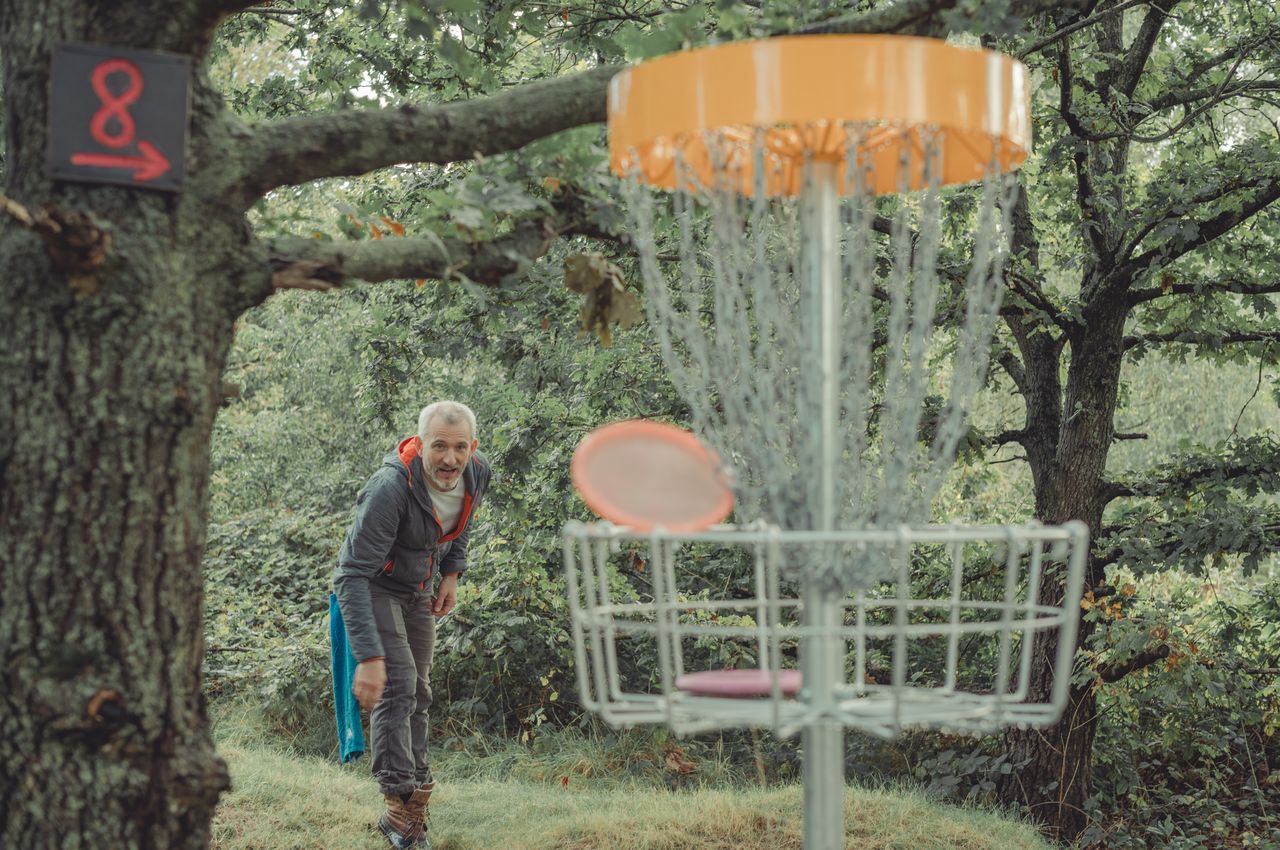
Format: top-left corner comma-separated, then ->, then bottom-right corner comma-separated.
1099,481 -> 1132,503
1107,436 -> 1280,501
795,0 -> 959,34
794,0 -> 1087,35
1116,61 -> 1269,145
1124,329 -> 1280,350
1000,184 -> 1070,332
1125,277 -> 1280,306
1184,22 -> 1280,85
1053,25 -> 1280,145
201,0 -> 264,17
1123,78 -> 1258,145
991,428 -> 1028,448
236,65 -> 620,206
1059,77 -> 1279,145
1118,173 -> 1279,267
1017,0 -> 1148,58
1124,177 -> 1280,275
1058,41 -> 1110,264
996,345 -> 1030,396
1146,79 -> 1280,115
1114,0 -> 1180,99
1002,270 -> 1069,331
267,219 -> 556,291
1098,645 -> 1170,683
1092,543 -> 1123,568
997,177 -> 1066,501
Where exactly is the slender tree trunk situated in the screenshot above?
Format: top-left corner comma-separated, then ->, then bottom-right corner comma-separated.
0,3 -> 267,846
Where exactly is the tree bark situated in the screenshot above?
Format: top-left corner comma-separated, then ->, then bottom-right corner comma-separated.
0,2 -> 266,846
999,298 -> 1129,841
0,231 -> 238,846
1005,685 -> 1100,841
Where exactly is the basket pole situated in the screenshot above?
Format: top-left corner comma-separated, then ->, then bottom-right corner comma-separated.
800,159 -> 846,850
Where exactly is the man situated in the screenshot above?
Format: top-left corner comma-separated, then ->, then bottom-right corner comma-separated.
333,401 -> 491,850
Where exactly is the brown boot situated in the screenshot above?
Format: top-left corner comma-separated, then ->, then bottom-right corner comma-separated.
377,792 -> 424,850
402,782 -> 434,848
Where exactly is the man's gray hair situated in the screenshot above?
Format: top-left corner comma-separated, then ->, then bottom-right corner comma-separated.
418,401 -> 477,442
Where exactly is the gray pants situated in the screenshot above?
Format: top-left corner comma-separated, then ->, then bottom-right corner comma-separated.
369,582 -> 436,797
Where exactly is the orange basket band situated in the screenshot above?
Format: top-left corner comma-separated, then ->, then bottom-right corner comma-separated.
608,35 -> 1030,196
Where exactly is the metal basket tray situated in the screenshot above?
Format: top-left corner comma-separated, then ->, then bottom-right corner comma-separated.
563,520 -> 1088,738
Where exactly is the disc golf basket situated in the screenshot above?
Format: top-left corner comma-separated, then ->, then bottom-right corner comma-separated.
564,517 -> 1087,738
562,35 -> 1088,850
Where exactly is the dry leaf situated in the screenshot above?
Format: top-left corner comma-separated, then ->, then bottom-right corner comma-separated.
563,253 -> 610,293
611,289 -> 642,329
564,253 -> 637,345
663,743 -> 696,775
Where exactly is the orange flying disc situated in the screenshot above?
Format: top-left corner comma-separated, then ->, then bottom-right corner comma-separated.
571,419 -> 734,532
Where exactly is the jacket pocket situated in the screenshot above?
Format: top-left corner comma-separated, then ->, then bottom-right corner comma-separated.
386,546 -> 431,587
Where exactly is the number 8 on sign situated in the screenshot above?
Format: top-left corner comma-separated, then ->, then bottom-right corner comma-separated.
89,59 -> 142,149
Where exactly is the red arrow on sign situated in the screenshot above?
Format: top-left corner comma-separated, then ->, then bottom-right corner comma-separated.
70,140 -> 170,182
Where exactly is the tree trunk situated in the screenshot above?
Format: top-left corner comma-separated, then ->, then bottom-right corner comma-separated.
1006,683 -> 1100,841
1000,301 -> 1128,842
0,3 -> 268,846
1002,555 -> 1104,842
998,544 -> 1105,839
0,250 -> 235,846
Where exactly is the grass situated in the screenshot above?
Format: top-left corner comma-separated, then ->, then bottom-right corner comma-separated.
211,704 -> 1053,850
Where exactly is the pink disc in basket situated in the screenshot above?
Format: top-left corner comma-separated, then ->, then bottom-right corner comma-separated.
675,669 -> 803,698
571,419 -> 733,532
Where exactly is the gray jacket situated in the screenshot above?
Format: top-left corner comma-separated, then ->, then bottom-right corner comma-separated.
332,436 -> 491,661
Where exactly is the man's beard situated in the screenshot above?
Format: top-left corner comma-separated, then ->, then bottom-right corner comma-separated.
429,465 -> 461,490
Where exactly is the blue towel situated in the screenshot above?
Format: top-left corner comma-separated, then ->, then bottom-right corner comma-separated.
329,593 -> 366,763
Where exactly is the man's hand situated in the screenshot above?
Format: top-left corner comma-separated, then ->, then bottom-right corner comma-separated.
353,658 -> 386,711
432,574 -> 459,617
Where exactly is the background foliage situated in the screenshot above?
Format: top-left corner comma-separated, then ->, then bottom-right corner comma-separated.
205,281 -> 1280,849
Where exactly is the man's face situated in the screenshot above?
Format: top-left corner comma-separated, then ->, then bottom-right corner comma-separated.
423,418 -> 477,490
